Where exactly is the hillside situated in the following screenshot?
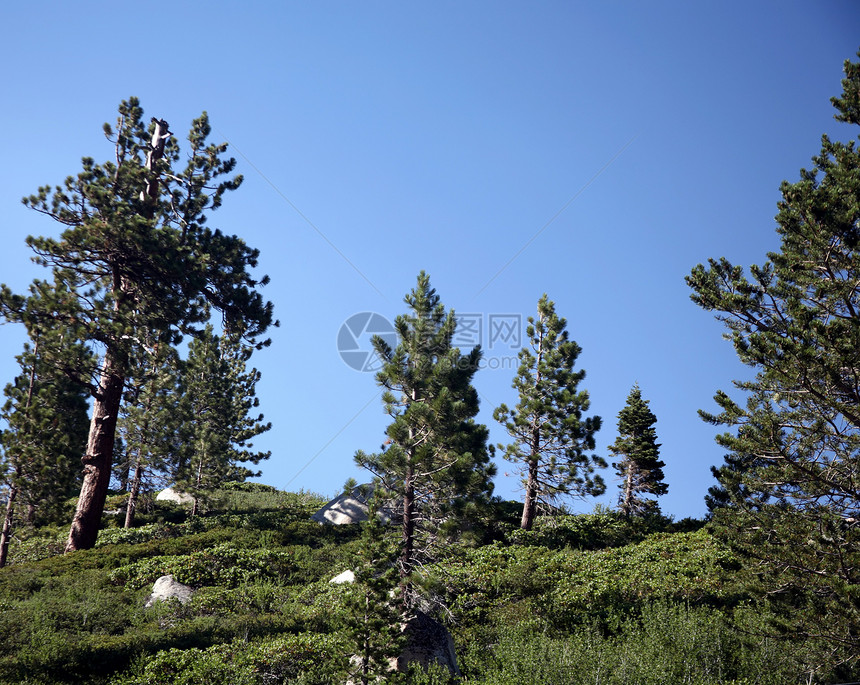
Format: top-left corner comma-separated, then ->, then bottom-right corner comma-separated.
0,484 -> 852,684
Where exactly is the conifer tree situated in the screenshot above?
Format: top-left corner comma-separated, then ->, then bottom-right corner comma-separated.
0,99 -> 275,550
115,343 -> 183,528
0,329 -> 90,566
608,384 -> 667,517
494,295 -> 604,530
686,52 -> 860,659
341,498 -> 405,685
174,325 -> 271,516
354,272 -> 496,603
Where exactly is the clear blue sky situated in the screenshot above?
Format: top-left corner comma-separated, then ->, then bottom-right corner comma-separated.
1,2 -> 858,518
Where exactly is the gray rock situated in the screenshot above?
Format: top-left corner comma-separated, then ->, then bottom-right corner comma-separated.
144,574 -> 194,608
312,485 -> 396,525
393,611 -> 460,676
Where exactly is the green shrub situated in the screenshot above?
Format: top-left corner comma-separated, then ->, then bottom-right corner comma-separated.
472,602 -> 806,685
110,544 -> 295,590
109,632 -> 344,685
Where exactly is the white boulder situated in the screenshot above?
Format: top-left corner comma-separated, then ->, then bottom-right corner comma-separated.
155,487 -> 194,505
144,574 -> 194,608
329,569 -> 356,584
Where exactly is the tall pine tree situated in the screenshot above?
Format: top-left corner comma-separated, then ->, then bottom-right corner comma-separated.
0,328 -> 90,566
115,342 -> 183,528
686,52 -> 860,661
341,497 -> 405,685
355,272 -> 496,605
174,325 -> 271,516
0,99 -> 275,550
494,295 -> 604,530
608,384 -> 667,517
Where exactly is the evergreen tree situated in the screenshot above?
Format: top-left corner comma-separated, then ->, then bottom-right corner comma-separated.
494,295 -> 604,530
354,272 -> 496,604
174,325 -> 271,516
0,99 -> 275,550
0,329 -> 90,566
686,52 -> 860,660
115,342 -> 183,528
341,498 -> 405,685
608,384 -> 667,517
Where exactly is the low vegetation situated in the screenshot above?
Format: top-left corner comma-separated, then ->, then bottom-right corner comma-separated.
0,484 -> 855,684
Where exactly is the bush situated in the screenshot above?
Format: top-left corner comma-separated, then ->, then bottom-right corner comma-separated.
471,602 -> 806,685
109,632 -> 344,685
110,544 -> 295,590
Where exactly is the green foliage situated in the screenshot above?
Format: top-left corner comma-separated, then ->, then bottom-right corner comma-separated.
687,50 -> 860,661
340,502 -> 405,685
115,343 -> 184,527
174,326 -> 272,514
355,272 -> 496,593
0,330 -> 91,529
109,632 -> 343,685
0,485 -> 850,684
0,98 -> 276,550
494,294 -> 604,530
503,509 -> 693,550
443,529 -> 740,629
469,602 -> 811,685
109,543 -> 294,590
609,384 -> 668,517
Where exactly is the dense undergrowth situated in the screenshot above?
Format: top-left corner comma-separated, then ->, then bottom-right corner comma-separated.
0,485 -> 855,684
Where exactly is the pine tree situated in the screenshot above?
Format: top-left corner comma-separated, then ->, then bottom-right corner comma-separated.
341,498 -> 405,685
494,295 -> 604,530
174,325 -> 271,516
0,329 -> 90,566
115,342 -> 183,528
686,52 -> 860,660
608,384 -> 667,517
0,99 -> 275,550
354,272 -> 496,604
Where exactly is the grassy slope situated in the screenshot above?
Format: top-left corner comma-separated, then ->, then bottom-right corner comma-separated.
0,486 -> 851,684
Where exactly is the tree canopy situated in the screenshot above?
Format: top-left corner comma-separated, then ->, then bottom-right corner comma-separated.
0,99 -> 275,550
494,295 -> 604,530
355,272 -> 495,604
687,52 -> 860,661
608,384 -> 666,517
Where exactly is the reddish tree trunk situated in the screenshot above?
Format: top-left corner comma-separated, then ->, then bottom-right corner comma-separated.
521,458 -> 539,530
65,119 -> 166,552
0,486 -> 17,568
400,464 -> 415,581
65,350 -> 125,552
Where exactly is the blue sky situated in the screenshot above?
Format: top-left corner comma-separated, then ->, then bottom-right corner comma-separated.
1,2 -> 858,518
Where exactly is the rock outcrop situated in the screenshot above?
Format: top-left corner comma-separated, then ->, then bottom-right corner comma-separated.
394,611 -> 460,676
312,485 -> 397,525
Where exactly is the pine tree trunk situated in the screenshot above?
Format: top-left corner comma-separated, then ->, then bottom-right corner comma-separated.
621,462 -> 635,518
521,458 -> 539,530
65,120 -> 165,553
401,461 -> 415,582
65,349 -> 125,552
124,454 -> 143,529
521,425 -> 541,530
0,486 -> 17,568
